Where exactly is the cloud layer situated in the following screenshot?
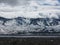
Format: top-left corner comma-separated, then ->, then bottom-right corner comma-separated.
0,0 -> 60,18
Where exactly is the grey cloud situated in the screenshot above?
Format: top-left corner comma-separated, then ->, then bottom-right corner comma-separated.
0,0 -> 31,6
58,0 -> 60,2
0,0 -> 60,6
0,0 -> 18,6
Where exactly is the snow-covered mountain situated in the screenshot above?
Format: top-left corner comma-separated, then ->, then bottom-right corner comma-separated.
0,17 -> 60,34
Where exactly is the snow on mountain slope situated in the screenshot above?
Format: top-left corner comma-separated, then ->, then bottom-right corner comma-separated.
0,17 -> 60,34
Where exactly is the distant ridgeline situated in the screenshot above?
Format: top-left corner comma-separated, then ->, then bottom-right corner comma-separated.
0,17 -> 60,34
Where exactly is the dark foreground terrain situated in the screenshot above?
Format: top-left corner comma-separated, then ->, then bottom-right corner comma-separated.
0,36 -> 60,45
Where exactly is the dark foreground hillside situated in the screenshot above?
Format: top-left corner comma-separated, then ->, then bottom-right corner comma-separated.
0,37 -> 60,45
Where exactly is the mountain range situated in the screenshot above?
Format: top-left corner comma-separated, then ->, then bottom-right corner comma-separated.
0,17 -> 60,34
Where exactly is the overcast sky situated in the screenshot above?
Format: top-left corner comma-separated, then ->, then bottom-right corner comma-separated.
0,0 -> 60,18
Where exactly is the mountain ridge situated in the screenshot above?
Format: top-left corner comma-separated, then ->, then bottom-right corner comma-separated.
0,17 -> 60,34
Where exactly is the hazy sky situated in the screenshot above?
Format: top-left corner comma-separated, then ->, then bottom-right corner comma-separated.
0,0 -> 60,18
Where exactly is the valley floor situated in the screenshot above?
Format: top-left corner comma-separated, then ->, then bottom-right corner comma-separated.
0,37 -> 60,45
